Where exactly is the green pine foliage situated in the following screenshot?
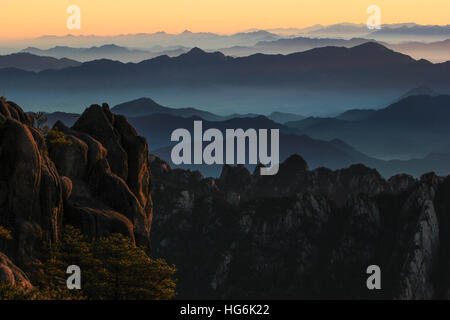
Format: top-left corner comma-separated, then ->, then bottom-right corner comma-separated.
3,226 -> 177,300
44,126 -> 72,146
0,225 -> 12,240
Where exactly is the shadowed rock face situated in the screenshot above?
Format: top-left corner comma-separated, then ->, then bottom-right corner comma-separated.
150,154 -> 450,299
53,104 -> 153,247
0,99 -> 153,286
72,104 -> 129,180
0,98 -> 63,264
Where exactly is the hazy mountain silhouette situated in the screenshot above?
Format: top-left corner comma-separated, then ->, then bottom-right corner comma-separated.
218,37 -> 376,56
285,117 -> 342,130
291,23 -> 450,42
134,112 -> 450,178
125,113 -> 299,150
16,30 -> 281,51
4,43 -> 442,85
41,111 -> 80,127
304,23 -> 370,38
398,85 -> 439,100
21,44 -> 188,63
219,36 -> 450,62
369,24 -> 450,42
2,43 -> 449,114
111,97 -> 224,121
111,97 -> 306,123
135,113 -> 378,176
0,53 -> 81,72
44,98 -> 450,178
21,33 -> 450,63
336,109 -> 375,121
267,111 -> 305,123
23,44 -> 143,55
6,24 -> 449,50
332,86 -> 441,122
389,39 -> 450,62
285,95 -> 450,160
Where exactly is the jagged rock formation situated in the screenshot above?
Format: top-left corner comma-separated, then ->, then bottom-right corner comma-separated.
150,154 -> 450,299
0,99 -> 153,290
53,103 -> 153,247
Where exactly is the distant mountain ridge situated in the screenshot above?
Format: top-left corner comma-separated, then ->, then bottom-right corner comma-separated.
398,85 -> 439,100
42,93 -> 450,178
126,108 -> 450,178
0,53 -> 81,72
21,45 -> 187,63
111,97 -> 305,123
16,36 -> 450,65
389,39 -> 450,63
218,37 -> 377,56
4,42 -> 449,88
4,23 -> 448,50
219,37 -> 450,63
12,30 -> 281,52
3,42 -> 450,114
112,97 -> 224,121
284,94 -> 450,160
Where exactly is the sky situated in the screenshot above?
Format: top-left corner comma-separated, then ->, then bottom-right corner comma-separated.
1,0 -> 449,38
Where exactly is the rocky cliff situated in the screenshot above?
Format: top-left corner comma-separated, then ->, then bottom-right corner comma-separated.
150,155 -> 450,299
0,98 -> 153,290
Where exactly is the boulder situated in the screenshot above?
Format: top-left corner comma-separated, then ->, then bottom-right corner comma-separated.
0,252 -> 32,289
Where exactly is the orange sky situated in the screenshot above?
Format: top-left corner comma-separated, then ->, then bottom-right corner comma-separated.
2,0 -> 449,38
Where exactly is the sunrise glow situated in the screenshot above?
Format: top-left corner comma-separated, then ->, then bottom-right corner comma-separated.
1,0 -> 449,38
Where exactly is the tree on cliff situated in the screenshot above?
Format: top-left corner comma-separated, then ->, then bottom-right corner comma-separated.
33,226 -> 177,300
0,226 -> 12,240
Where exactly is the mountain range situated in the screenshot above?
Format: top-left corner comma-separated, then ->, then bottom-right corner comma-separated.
389,39 -> 450,63
21,44 -> 188,63
268,23 -> 450,41
13,37 -> 450,65
0,53 -> 81,72
2,23 -> 448,51
42,98 -> 305,127
44,109 -> 393,177
111,97 -> 305,123
2,42 -> 450,114
42,93 -> 450,178
284,94 -> 450,160
6,30 -> 280,52
219,37 -> 450,63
